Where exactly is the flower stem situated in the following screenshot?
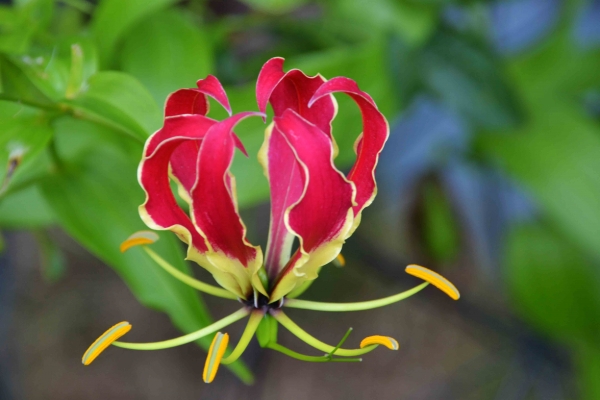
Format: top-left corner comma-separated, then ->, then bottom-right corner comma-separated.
221,310 -> 264,365
113,308 -> 249,350
266,342 -> 362,363
143,247 -> 238,300
271,311 -> 379,357
284,282 -> 429,312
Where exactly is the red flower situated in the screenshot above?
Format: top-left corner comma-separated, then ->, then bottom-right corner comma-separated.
138,58 -> 389,302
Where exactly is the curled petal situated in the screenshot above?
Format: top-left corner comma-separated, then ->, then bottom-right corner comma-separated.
257,58 -> 338,278
138,115 -> 246,297
82,322 -> 131,365
310,77 -> 389,224
164,75 -> 231,117
269,110 -> 355,301
190,112 -> 267,296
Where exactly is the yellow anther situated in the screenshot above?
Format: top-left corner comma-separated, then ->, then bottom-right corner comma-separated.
203,332 -> 229,383
405,264 -> 460,300
120,231 -> 159,253
82,322 -> 132,365
333,253 -> 346,267
359,335 -> 399,350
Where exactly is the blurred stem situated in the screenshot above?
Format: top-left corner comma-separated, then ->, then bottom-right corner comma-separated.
221,310 -> 264,364
113,308 -> 249,350
284,282 -> 429,311
266,342 -> 362,363
271,310 -> 378,357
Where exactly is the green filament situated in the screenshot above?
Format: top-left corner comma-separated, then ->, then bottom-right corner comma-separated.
221,310 -> 264,364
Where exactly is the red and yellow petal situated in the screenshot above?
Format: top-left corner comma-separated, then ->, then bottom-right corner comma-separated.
309,77 -> 389,234
190,112 -> 267,296
164,75 -> 231,118
269,110 -> 355,301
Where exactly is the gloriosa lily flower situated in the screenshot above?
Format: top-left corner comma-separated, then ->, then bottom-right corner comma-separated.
82,58 -> 460,383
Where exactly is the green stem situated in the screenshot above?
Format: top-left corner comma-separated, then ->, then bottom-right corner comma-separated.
113,308 -> 249,350
143,247 -> 238,300
221,310 -> 264,365
284,282 -> 429,312
271,311 -> 379,357
266,342 -> 362,363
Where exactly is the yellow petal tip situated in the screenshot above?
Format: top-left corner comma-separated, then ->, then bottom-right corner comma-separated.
405,264 -> 460,300
360,335 -> 399,350
203,332 -> 229,383
82,322 -> 131,366
120,231 -> 159,253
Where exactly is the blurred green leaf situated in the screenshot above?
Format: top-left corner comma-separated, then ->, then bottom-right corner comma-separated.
66,71 -> 161,140
0,185 -> 55,228
421,182 -> 459,262
506,223 -> 600,344
120,9 -> 213,106
575,344 -> 600,400
34,229 -> 67,283
0,0 -> 53,53
0,100 -> 52,195
91,0 -> 178,67
39,138 -> 253,383
239,0 -> 307,14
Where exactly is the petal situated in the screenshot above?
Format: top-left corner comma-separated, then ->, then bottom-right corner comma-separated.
164,75 -> 231,117
269,110 -> 355,301
309,77 -> 389,222
138,115 -> 246,297
190,112 -> 267,297
256,58 -> 338,278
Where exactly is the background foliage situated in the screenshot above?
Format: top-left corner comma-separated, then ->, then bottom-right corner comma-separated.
1,0 -> 599,398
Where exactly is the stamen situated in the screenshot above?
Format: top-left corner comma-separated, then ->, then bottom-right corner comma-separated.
203,332 -> 229,383
405,264 -> 460,300
333,253 -> 346,267
221,311 -> 264,365
266,342 -> 362,363
283,282 -> 429,312
120,231 -> 159,252
360,335 -> 399,350
82,322 -> 131,365
112,308 -> 249,350
271,311 -> 385,357
143,247 -> 238,300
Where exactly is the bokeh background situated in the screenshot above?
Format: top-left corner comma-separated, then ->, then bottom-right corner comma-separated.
1,0 -> 600,399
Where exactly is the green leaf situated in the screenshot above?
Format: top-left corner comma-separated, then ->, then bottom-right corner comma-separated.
120,9 -> 213,106
66,71 -> 161,140
0,185 -> 55,228
505,223 -> 600,344
239,0 -> 308,14
39,136 -> 253,383
91,0 -> 178,67
421,182 -> 459,262
0,100 -> 52,195
0,0 -> 53,53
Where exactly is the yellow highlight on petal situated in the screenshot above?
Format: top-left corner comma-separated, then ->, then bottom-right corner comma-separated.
203,332 -> 229,383
120,231 -> 159,253
82,322 -> 131,365
360,335 -> 399,350
405,264 -> 460,300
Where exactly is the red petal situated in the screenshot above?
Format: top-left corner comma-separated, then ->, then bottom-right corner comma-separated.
196,75 -> 232,116
139,115 -> 215,255
269,110 -> 355,301
190,112 -> 265,294
164,75 -> 231,118
257,58 -> 338,277
310,77 -> 389,216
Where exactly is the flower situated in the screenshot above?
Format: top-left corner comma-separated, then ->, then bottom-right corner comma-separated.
82,58 -> 460,383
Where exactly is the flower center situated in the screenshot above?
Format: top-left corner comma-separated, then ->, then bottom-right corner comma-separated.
242,292 -> 283,311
